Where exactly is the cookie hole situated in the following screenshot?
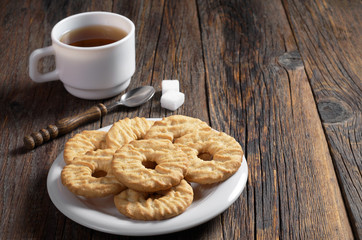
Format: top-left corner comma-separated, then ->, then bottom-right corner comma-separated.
198,152 -> 213,161
147,192 -> 163,200
142,160 -> 157,169
92,170 -> 107,178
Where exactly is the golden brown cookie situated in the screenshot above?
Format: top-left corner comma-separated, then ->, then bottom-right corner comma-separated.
61,149 -> 126,198
111,139 -> 189,192
114,179 -> 193,220
63,130 -> 107,164
144,115 -> 211,142
175,129 -> 243,184
106,117 -> 153,149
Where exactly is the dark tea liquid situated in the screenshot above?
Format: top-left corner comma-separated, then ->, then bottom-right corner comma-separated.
60,25 -> 127,47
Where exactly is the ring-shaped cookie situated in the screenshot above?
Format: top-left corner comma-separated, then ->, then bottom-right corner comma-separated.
63,130 -> 107,164
112,139 -> 189,192
175,129 -> 243,184
144,115 -> 211,142
61,149 -> 126,198
114,179 -> 193,220
106,117 -> 153,149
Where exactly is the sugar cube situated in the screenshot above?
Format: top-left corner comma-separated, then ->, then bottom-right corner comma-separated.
161,91 -> 185,111
162,80 -> 179,95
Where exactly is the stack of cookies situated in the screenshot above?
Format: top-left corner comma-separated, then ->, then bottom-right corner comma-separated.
61,115 -> 243,221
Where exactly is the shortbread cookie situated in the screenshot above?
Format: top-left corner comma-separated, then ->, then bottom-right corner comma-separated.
114,179 -> 193,220
112,139 -> 189,192
61,149 -> 126,198
106,117 -> 153,149
63,130 -> 107,164
175,129 -> 243,184
144,115 -> 211,142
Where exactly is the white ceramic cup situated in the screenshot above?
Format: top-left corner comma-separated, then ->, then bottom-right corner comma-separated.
29,12 -> 135,99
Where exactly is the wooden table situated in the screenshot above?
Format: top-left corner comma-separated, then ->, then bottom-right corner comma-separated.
1,0 -> 361,239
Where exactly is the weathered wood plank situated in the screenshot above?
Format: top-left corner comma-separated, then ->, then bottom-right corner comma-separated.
0,0 -> 209,239
282,0 -> 362,238
197,0 -> 353,239
104,0 -> 209,125
0,0 -> 113,239
145,0 -> 209,121
102,0 -> 165,125
1,0 -> 358,239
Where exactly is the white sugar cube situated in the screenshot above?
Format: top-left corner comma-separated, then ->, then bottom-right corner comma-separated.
161,91 -> 185,111
162,80 -> 179,95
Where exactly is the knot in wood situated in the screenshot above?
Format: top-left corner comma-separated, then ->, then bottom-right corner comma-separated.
277,50 -> 303,70
317,99 -> 352,124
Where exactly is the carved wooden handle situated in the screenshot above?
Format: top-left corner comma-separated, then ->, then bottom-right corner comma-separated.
24,103 -> 107,150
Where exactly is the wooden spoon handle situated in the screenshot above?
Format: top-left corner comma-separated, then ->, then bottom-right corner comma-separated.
24,103 -> 107,150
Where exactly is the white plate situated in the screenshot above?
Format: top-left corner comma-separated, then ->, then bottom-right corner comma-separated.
47,120 -> 248,236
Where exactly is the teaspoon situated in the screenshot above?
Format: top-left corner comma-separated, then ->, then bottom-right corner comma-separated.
24,86 -> 155,150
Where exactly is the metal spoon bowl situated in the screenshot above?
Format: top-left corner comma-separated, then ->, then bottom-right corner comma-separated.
108,85 -> 155,110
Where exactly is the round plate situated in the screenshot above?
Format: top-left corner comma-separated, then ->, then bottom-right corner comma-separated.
47,120 -> 248,236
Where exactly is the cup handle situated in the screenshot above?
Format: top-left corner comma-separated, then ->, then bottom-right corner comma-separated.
29,46 -> 59,82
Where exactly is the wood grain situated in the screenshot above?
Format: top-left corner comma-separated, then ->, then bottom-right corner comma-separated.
103,0 -> 165,124
0,0 -> 110,239
282,0 -> 362,237
0,0 -> 360,239
197,0 -> 353,239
